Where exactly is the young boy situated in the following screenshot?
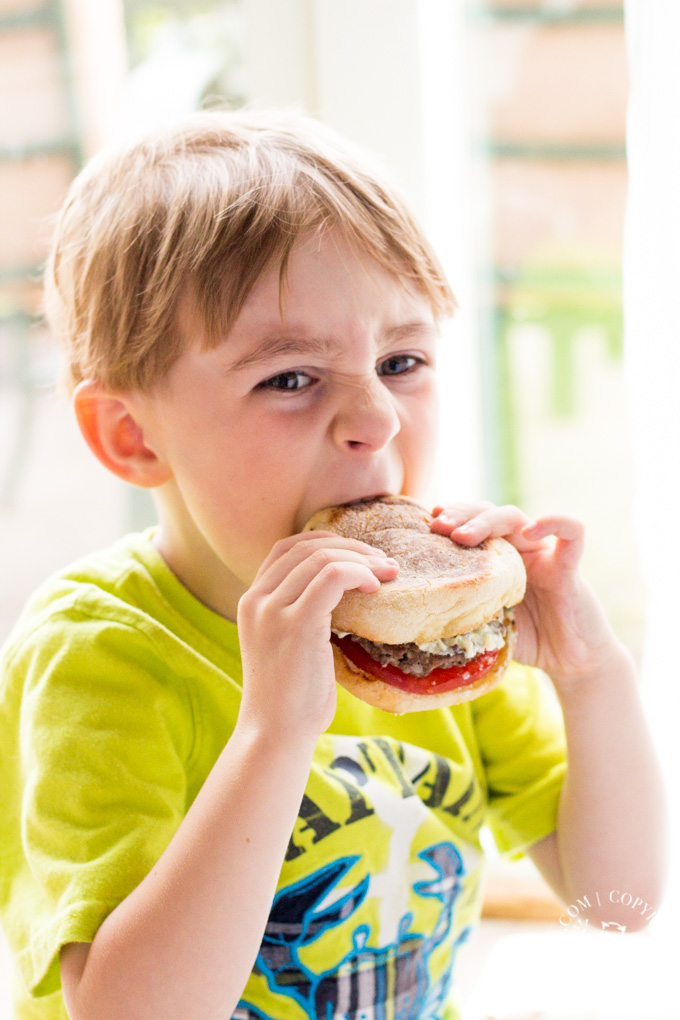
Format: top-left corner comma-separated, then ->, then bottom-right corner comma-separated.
0,110 -> 667,1020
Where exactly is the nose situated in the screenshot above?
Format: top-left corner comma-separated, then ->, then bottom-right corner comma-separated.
331,374 -> 401,453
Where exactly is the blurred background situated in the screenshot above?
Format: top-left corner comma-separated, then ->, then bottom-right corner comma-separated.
1,0 -> 678,1018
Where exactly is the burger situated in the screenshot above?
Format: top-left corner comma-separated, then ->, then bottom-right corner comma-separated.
303,495 -> 526,714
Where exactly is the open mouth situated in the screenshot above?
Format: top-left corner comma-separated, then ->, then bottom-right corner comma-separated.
345,492 -> 392,505
306,493 -> 393,522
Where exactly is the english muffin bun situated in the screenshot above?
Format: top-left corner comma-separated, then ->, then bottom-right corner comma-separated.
303,495 -> 526,713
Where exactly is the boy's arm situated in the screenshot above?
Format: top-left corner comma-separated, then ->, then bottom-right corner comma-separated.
60,532 -> 399,1020
430,504 -> 669,928
61,721 -> 319,1019
528,647 -> 667,929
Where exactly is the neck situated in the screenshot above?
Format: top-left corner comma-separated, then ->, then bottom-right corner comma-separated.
151,489 -> 247,623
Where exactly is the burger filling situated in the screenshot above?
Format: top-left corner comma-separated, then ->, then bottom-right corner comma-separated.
332,609 -> 514,678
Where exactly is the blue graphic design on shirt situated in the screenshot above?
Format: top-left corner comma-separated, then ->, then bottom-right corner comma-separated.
234,841 -> 470,1020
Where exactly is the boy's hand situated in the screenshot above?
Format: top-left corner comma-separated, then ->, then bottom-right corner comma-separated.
237,532 -> 399,739
430,502 -> 625,692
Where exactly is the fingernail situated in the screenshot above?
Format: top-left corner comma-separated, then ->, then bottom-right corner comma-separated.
455,522 -> 473,532
385,557 -> 399,565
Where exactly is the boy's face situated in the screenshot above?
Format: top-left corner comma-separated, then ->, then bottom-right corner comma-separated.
132,229 -> 440,619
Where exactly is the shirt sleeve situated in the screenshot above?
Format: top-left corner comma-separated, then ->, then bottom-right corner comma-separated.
10,612 -> 193,998
471,661 -> 567,860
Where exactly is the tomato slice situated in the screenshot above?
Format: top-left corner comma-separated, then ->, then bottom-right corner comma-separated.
331,633 -> 500,695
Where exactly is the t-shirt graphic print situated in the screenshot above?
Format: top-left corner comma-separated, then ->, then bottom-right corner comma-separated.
233,734 -> 485,1020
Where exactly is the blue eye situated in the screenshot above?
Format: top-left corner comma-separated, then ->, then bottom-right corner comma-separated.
378,355 -> 420,376
259,371 -> 314,392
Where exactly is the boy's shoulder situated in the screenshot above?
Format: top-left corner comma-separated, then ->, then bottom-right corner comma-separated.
3,530 -> 159,653
2,529 -> 241,686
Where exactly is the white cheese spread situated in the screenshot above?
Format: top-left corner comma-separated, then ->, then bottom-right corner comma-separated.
417,617 -> 505,658
332,612 -> 507,661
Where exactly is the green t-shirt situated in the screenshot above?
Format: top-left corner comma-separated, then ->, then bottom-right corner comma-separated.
0,529 -> 567,1020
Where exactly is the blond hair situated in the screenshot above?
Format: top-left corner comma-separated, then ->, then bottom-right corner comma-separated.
44,108 -> 456,393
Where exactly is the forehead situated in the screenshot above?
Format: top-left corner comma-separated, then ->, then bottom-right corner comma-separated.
229,232 -> 433,338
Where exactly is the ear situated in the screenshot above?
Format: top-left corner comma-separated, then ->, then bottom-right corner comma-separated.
73,380 -> 172,488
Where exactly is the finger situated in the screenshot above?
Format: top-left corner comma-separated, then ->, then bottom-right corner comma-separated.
292,559 -> 391,617
259,547 -> 399,603
522,515 -> 585,568
431,501 -> 493,524
256,531 -> 390,579
438,504 -> 532,544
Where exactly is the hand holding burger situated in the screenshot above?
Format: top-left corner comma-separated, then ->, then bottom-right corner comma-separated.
303,496 -> 527,713
429,501 -> 622,695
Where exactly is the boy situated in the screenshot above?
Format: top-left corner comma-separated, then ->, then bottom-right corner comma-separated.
0,110 -> 667,1020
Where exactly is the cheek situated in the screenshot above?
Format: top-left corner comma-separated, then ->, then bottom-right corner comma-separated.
405,381 -> 439,444
398,383 -> 440,483
196,410 -> 322,531
232,408 -> 322,474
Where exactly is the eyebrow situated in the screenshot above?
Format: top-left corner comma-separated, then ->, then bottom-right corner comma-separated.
228,321 -> 438,372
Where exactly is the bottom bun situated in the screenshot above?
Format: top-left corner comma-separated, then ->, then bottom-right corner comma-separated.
332,626 -> 517,714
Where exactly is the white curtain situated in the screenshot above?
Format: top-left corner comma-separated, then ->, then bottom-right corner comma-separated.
623,0 -> 680,925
